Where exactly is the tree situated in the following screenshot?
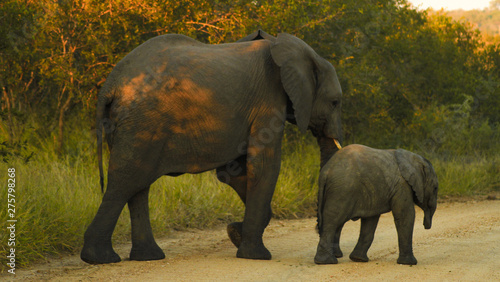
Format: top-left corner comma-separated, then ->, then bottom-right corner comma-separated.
1,0 -> 498,157
490,0 -> 500,10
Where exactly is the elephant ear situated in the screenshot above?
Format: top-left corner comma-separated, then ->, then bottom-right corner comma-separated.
270,33 -> 318,133
237,29 -> 276,42
395,149 -> 425,204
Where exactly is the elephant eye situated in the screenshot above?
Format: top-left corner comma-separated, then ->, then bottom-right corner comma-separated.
331,100 -> 339,108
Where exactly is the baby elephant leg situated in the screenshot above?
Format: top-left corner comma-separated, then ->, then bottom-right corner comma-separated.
393,204 -> 418,265
315,234 -> 338,264
350,215 -> 380,262
332,223 -> 345,258
315,222 -> 344,264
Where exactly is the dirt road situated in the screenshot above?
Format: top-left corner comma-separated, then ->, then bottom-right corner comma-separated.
7,200 -> 500,281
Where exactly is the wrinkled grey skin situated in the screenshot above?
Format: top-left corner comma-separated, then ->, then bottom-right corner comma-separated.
315,144 -> 438,265
81,30 -> 343,264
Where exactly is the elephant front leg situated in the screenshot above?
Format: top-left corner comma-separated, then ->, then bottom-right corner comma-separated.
350,215 -> 380,262
236,142 -> 282,260
392,201 -> 417,265
237,196 -> 274,260
128,187 -> 165,261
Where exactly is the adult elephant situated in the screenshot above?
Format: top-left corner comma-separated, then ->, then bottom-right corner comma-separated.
81,30 -> 343,264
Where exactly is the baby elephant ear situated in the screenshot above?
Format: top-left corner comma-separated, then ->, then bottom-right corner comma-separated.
395,149 -> 425,204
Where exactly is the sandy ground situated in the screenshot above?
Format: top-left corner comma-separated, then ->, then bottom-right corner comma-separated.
4,199 -> 500,281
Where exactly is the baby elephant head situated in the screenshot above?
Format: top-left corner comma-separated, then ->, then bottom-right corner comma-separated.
395,149 -> 439,229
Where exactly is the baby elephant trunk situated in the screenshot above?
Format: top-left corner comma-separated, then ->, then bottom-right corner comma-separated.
424,209 -> 434,229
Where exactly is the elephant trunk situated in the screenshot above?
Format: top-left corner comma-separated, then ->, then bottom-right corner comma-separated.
423,209 -> 434,229
318,137 -> 342,169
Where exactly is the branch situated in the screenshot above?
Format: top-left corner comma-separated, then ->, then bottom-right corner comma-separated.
295,11 -> 343,33
185,21 -> 224,31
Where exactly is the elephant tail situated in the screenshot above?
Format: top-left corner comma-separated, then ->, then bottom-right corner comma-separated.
95,85 -> 114,194
97,116 -> 104,194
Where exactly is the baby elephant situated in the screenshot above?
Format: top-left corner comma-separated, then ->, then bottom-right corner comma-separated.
315,144 -> 438,265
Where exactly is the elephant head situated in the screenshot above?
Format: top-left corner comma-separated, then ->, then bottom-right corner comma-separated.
240,30 -> 343,167
395,149 -> 439,229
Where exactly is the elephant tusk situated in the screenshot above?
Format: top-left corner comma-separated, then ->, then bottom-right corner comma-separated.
334,139 -> 342,150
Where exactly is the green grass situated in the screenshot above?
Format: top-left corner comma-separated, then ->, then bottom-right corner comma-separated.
432,154 -> 500,196
0,134 -> 498,271
0,156 -> 101,269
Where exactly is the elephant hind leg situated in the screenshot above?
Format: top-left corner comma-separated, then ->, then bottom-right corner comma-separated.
227,222 -> 243,248
350,215 -> 380,262
216,156 -> 247,248
81,185 -> 128,264
315,221 -> 345,264
128,187 -> 165,261
81,168 -> 160,264
216,155 -> 247,203
314,231 -> 339,264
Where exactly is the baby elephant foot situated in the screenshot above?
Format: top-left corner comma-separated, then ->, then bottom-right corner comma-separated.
397,254 -> 418,265
130,242 -> 165,261
349,251 -> 369,262
314,245 -> 339,264
227,222 -> 243,248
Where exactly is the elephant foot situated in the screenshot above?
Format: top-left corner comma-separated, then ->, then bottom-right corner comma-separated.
397,254 -> 417,265
227,222 -> 243,248
349,251 -> 369,262
333,246 -> 343,258
130,242 -> 165,261
81,243 -> 121,264
314,245 -> 339,264
236,241 -> 272,260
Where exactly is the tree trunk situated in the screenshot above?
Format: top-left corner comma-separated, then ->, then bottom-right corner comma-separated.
2,87 -> 15,144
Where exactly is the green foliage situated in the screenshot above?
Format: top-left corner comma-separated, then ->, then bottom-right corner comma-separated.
2,0 -> 499,154
433,154 -> 500,196
0,155 -> 101,268
405,97 -> 500,154
310,3 -> 500,149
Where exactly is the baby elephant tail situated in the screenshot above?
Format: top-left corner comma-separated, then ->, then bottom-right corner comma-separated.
316,173 -> 328,234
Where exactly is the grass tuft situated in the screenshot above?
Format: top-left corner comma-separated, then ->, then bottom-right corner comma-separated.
432,154 -> 500,196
